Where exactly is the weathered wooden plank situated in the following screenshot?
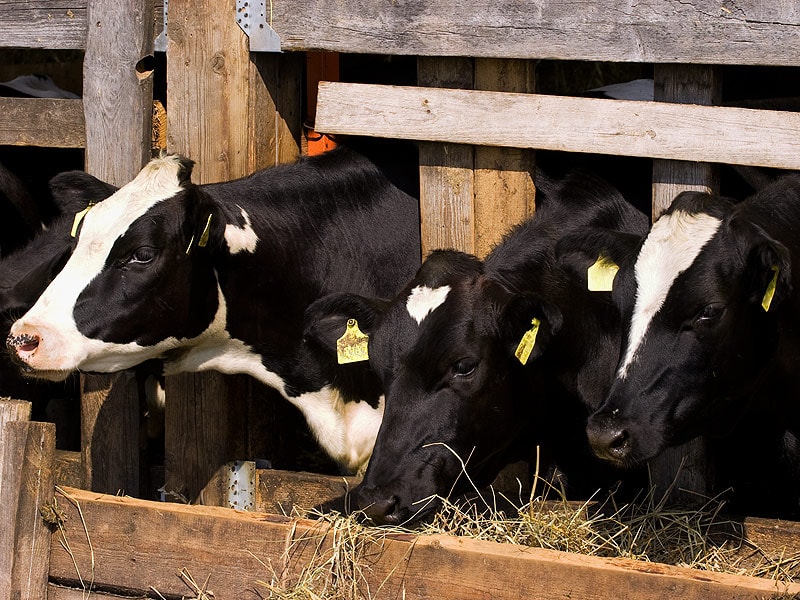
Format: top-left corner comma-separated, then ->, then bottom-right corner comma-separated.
0,421 -> 55,600
473,58 -> 536,258
418,57 -> 475,256
0,400 -> 31,503
272,0 -> 800,66
0,98 -> 84,147
80,372 -> 141,496
53,450 -> 82,489
256,469 -> 361,515
316,82 -> 800,170
0,0 -> 88,50
48,487 -> 800,600
83,0 -> 154,184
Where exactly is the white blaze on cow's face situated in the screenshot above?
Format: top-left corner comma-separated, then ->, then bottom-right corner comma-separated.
618,209 -> 722,379
7,155 -> 194,379
406,284 -> 450,324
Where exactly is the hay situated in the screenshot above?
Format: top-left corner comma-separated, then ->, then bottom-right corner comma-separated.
257,469 -> 800,599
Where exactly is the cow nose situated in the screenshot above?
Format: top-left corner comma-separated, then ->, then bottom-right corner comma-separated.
6,330 -> 41,360
358,489 -> 399,525
586,414 -> 632,463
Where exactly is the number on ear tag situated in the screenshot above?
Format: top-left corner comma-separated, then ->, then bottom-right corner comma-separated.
761,265 -> 780,312
587,254 -> 619,292
70,202 -> 96,238
514,318 -> 541,365
337,319 -> 370,364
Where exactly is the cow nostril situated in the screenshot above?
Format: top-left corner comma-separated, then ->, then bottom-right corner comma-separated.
6,332 -> 40,354
360,495 -> 398,524
587,418 -> 632,463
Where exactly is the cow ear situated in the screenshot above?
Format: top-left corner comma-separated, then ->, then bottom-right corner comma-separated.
48,171 -> 117,215
303,293 -> 388,357
499,292 -> 563,365
555,228 -> 643,292
185,187 -> 225,255
742,230 -> 791,313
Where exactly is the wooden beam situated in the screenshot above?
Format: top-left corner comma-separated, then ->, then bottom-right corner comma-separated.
0,421 -> 55,600
47,487 -> 800,599
473,58 -> 536,258
316,82 -> 800,170
0,0 -> 89,50
0,98 -> 84,147
271,0 -> 800,66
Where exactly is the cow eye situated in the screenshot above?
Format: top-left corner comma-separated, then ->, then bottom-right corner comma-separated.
694,303 -> 725,325
452,358 -> 478,378
127,247 -> 156,265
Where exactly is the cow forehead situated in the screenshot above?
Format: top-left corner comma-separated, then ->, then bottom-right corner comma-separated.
406,285 -> 451,324
77,155 -> 186,249
619,209 -> 721,378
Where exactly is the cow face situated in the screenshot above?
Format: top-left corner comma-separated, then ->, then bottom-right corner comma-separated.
305,250 -> 560,524
6,155 -> 226,380
587,191 -> 791,467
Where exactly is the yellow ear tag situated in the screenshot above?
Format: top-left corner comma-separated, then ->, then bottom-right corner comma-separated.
336,319 -> 370,364
185,214 -> 213,254
514,318 -> 541,365
198,213 -> 213,248
761,265 -> 780,312
587,254 -> 620,292
70,202 -> 96,238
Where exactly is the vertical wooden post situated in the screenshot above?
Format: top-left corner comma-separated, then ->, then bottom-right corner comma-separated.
0,399 -> 31,499
79,0 -> 156,497
474,59 -> 536,258
0,411 -> 55,600
418,58 -> 536,258
418,57 -> 475,256
649,64 -> 721,503
80,372 -> 141,495
165,0 -> 302,502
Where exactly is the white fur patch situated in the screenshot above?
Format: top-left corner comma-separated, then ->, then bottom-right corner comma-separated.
224,207 -> 259,254
406,285 -> 450,324
618,210 -> 721,378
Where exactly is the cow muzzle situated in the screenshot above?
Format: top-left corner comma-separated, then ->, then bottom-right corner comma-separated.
6,331 -> 40,371
586,412 -> 634,465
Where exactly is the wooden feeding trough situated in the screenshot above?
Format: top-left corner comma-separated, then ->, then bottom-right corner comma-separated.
3,0 -> 800,597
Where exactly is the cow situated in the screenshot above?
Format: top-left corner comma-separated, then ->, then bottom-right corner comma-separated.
6,147 -> 420,475
585,175 -> 800,513
0,171 -> 117,315
304,170 -> 650,524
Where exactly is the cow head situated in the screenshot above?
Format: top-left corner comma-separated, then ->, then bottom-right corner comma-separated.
305,250 -> 561,524
6,155 -> 231,380
0,171 -> 117,317
586,189 -> 792,467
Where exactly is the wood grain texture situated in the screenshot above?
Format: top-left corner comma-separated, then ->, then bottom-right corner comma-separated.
47,487 -> 800,600
83,0 -> 154,185
271,0 -> 800,66
0,98 -> 84,147
80,372 -> 141,496
0,421 -> 55,600
0,0 -> 88,49
473,59 -> 536,258
418,57 -> 475,256
316,82 -> 800,170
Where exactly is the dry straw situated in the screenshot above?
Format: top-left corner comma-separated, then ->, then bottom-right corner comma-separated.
257,456 -> 800,599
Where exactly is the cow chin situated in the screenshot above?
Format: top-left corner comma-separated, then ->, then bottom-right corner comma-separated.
18,364 -> 73,382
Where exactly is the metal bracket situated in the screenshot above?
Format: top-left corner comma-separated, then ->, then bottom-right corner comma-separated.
236,0 -> 281,52
226,460 -> 256,511
154,0 -> 168,52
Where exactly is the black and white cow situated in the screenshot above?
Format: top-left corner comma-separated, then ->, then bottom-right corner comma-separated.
305,170 -> 649,524
586,175 -> 800,478
6,147 -> 421,474
0,171 -> 117,315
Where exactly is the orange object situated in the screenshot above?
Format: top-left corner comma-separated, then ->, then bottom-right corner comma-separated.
306,51 -> 340,156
